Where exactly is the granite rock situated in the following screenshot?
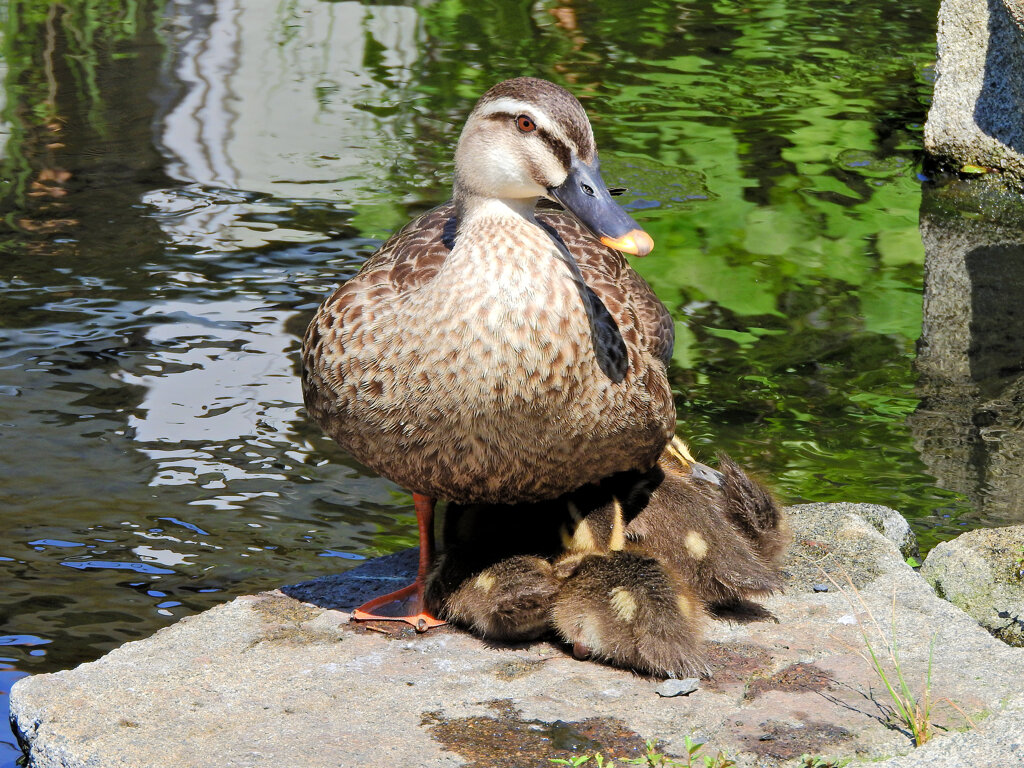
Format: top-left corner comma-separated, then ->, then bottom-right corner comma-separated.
921,525 -> 1024,646
924,0 -> 1024,188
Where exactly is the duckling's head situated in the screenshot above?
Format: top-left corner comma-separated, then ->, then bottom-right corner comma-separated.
454,77 -> 653,256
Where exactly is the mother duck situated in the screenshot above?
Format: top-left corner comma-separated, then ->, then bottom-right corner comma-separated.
301,77 -> 676,629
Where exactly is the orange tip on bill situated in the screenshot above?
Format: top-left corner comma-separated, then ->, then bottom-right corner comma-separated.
600,229 -> 654,256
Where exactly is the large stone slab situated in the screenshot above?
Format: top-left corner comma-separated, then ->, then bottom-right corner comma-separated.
11,504 -> 1024,767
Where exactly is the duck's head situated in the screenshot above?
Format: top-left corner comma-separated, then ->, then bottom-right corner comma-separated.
453,77 -> 653,256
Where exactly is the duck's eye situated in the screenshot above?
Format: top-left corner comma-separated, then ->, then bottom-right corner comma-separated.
516,115 -> 536,133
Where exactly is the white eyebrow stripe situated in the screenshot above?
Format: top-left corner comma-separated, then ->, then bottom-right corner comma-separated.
476,97 -> 575,150
477,97 -> 553,123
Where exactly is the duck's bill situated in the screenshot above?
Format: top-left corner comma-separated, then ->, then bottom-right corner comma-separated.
599,230 -> 655,256
547,155 -> 654,257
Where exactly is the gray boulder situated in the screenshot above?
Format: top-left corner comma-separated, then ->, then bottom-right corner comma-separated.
790,502 -> 919,561
924,0 -> 1024,188
922,525 -> 1024,646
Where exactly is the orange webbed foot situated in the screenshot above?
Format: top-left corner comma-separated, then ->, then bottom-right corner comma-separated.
353,582 -> 447,632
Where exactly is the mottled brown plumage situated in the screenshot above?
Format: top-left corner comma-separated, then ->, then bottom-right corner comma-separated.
301,78 -> 675,506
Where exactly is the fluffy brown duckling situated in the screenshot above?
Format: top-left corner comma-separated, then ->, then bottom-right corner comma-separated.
569,437 -> 788,611
549,550 -> 708,678
425,438 -> 787,677
425,496 -> 566,642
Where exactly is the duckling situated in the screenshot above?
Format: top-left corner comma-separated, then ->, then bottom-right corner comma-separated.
549,550 -> 708,678
549,491 -> 709,678
575,437 -> 788,610
425,498 -> 567,642
427,554 -> 560,642
546,441 -> 785,674
426,463 -> 712,676
302,77 -> 675,628
422,480 -> 631,643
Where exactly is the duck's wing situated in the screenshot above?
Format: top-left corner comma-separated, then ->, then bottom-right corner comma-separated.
352,202 -> 457,292
306,201 -> 454,339
538,209 -> 675,368
302,203 -> 455,424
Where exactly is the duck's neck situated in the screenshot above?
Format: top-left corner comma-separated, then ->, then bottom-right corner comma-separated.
453,189 -> 539,226
437,189 -> 582,312
432,188 -> 594,360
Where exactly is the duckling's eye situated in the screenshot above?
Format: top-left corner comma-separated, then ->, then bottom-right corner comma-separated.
516,115 -> 536,133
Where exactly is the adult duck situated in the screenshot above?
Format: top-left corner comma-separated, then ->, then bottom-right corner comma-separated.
301,77 -> 676,629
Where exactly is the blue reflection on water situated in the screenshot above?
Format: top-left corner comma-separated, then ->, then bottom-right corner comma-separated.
28,539 -> 85,548
60,561 -> 176,575
318,549 -> 366,560
156,517 -> 211,536
0,636 -> 51,648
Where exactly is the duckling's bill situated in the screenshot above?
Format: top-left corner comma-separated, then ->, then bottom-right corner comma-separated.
547,154 -> 654,257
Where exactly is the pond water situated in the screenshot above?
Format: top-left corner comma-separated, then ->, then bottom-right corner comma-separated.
4,0 -> 1024,762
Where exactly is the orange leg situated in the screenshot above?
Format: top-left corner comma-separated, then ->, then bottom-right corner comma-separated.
352,492 -> 447,632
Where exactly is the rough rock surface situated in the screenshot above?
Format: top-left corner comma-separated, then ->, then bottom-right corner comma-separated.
797,502 -> 919,561
10,504 -> 1024,768
924,0 -> 1024,188
922,525 -> 1024,646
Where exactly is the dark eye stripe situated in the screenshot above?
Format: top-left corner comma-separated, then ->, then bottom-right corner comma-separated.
536,129 -> 572,168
